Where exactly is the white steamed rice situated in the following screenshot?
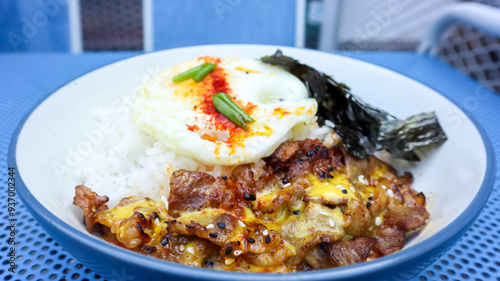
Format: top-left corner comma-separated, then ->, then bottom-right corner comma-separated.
72,94 -> 336,207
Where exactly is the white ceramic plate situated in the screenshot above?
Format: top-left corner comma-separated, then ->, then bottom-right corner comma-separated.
11,45 -> 494,280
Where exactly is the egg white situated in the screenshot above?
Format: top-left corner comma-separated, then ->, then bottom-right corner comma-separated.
132,57 -> 318,165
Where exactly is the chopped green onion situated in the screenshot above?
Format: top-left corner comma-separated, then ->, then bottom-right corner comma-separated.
213,97 -> 248,130
172,63 -> 207,83
193,63 -> 217,82
212,92 -> 254,130
214,92 -> 255,123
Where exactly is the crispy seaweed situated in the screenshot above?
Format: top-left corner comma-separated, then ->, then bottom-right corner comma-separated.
377,112 -> 447,161
261,50 -> 389,159
261,50 -> 447,161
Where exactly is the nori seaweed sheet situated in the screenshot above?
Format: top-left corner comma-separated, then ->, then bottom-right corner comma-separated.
261,50 -> 447,161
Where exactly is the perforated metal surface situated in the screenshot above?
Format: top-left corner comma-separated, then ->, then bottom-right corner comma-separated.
80,0 -> 143,51
0,53 -> 139,281
437,0 -> 500,94
1,52 -> 499,281
438,23 -> 500,94
1,205 -> 104,281
416,198 -> 500,281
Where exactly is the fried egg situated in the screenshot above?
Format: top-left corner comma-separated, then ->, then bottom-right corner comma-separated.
132,56 -> 318,165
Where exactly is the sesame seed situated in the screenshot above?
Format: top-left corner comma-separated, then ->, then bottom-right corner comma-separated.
265,235 -> 271,244
321,171 -> 334,179
283,183 -> 291,188
152,212 -> 160,220
233,250 -> 242,256
375,217 -> 382,226
247,238 -> 256,243
161,237 -> 169,246
217,222 -> 226,229
226,246 -> 233,255
336,185 -> 343,189
154,218 -> 160,225
350,186 -> 356,193
293,210 -> 300,215
387,189 -> 394,197
328,167 -> 334,171
209,233 -> 218,238
161,195 -> 169,209
319,210 -> 329,216
206,224 -> 215,229
368,197 -> 374,201
206,260 -> 214,267
263,230 -> 269,236
282,178 -> 289,184
358,175 -> 369,185
225,258 -> 235,265
185,224 -> 194,229
243,193 -> 256,201
329,219 -> 335,228
366,202 -> 372,207
324,182 -> 329,185
143,246 -> 155,254
222,176 -> 228,180
381,185 -> 387,190
187,247 -> 194,254
342,189 -> 348,194
238,220 -> 245,227
179,245 -> 185,252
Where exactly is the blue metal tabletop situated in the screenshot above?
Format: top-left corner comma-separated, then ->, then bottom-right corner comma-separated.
1,51 -> 499,281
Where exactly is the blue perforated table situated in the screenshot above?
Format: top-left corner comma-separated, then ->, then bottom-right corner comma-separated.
1,51 -> 499,281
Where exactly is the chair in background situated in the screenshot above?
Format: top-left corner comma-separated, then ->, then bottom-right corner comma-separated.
418,2 -> 500,93
316,0 -> 500,94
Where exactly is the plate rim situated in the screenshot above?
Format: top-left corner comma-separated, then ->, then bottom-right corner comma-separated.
8,44 -> 497,280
